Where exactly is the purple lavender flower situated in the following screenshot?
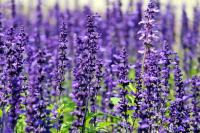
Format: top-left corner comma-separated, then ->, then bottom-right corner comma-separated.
25,50 -> 52,133
34,50 -> 52,133
34,0 -> 42,51
11,0 -> 17,28
3,27 -> 18,131
159,40 -> 176,95
90,59 -> 104,126
138,0 -> 159,47
190,75 -> 200,132
158,40 -> 176,129
133,1 -> 142,57
138,0 -> 159,87
36,0 -> 42,28
139,48 -> 160,132
168,65 -> 190,132
70,36 -> 87,132
181,5 -> 194,76
84,13 -> 101,130
57,20 -> 69,101
161,3 -> 175,49
55,2 -> 60,35
16,26 -> 26,76
131,70 -> 142,127
101,62 -> 116,114
71,14 -> 101,133
116,47 -> 133,132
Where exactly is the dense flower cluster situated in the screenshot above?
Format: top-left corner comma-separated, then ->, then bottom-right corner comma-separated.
0,0 -> 200,133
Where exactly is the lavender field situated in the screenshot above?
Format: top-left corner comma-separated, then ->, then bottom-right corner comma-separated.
0,0 -> 200,132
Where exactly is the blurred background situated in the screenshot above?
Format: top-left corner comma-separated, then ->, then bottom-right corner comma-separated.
1,0 -> 199,35
0,0 -> 198,20
0,0 -> 199,62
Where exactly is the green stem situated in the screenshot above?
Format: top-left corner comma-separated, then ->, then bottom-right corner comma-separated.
58,91 -> 61,102
94,92 -> 97,128
82,85 -> 90,133
141,46 -> 148,88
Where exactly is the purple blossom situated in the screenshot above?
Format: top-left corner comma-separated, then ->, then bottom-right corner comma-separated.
138,0 -> 159,47
0,1 -> 199,133
190,75 -> 200,132
57,20 -> 69,100
168,65 -> 190,132
117,47 -> 133,132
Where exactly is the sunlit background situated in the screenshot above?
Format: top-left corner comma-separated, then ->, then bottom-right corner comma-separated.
0,0 -> 200,132
1,0 -> 199,20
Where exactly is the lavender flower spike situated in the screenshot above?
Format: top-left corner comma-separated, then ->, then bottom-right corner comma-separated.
57,20 -> 69,101
190,75 -> 200,132
138,0 -> 159,87
117,47 -> 133,132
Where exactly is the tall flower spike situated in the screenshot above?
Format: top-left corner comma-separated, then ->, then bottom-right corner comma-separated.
70,36 -> 87,132
159,40 -> 176,130
168,65 -> 190,132
116,47 -> 133,132
82,14 -> 100,133
181,5 -> 192,76
16,26 -> 26,76
131,70 -> 142,131
0,13 -> 5,131
139,48 -> 160,132
159,40 -> 176,95
90,59 -> 104,126
34,0 -> 42,51
138,0 -> 159,87
50,20 -> 69,131
161,3 -> 175,49
57,20 -> 68,101
138,0 -> 159,47
3,27 -> 25,132
4,27 -> 18,131
11,0 -> 17,28
190,75 -> 200,132
36,0 -> 42,28
34,50 -> 52,132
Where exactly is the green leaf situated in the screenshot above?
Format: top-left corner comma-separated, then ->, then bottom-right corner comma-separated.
61,122 -> 72,130
20,93 -> 25,97
58,104 -> 64,113
128,83 -> 135,92
50,128 -> 59,133
133,118 -> 140,128
85,112 -> 122,128
58,102 -> 77,116
127,110 -> 134,124
47,103 -> 54,110
88,112 -> 122,121
110,97 -> 120,105
17,130 -> 26,133
118,84 -> 123,89
85,117 -> 93,128
60,108 -> 71,115
163,122 -> 167,127
127,95 -> 134,105
97,128 -> 108,132
20,104 -> 25,110
65,102 -> 76,108
104,113 -> 122,120
165,110 -> 171,118
6,105 -> 11,112
16,115 -> 27,133
0,109 -> 2,117
98,122 -> 115,128
88,126 -> 108,133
